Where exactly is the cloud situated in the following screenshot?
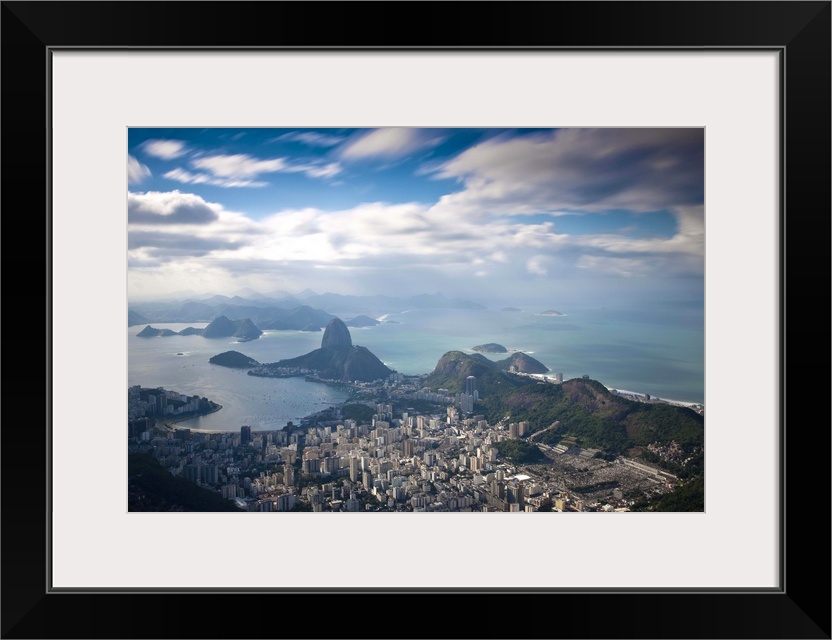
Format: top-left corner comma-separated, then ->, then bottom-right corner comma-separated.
128,191 -> 260,267
163,168 -> 268,188
273,131 -> 345,147
576,255 -> 651,277
141,139 -> 188,160
191,154 -> 288,179
128,190 -> 219,225
339,128 -> 444,160
128,155 -> 151,184
526,255 -> 552,276
282,162 -> 343,179
430,128 -> 704,218
163,154 -> 343,187
129,231 -> 245,255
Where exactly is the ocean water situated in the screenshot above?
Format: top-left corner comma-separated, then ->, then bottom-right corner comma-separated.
128,304 -> 704,431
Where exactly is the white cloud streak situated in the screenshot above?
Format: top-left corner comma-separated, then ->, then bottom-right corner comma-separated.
141,139 -> 188,160
339,128 -> 444,160
128,155 -> 151,184
273,131 -> 345,147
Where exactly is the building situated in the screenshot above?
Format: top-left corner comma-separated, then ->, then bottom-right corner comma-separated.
465,376 -> 477,397
240,425 -> 252,445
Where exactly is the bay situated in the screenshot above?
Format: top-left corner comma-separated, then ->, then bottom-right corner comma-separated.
128,303 -> 704,432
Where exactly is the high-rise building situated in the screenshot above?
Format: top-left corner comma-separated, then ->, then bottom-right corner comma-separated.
466,376 -> 477,397
284,464 -> 294,487
240,425 -> 252,445
556,372 -> 564,384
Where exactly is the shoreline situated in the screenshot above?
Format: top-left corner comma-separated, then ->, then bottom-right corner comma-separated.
527,373 -> 702,408
605,387 -> 702,409
163,403 -> 223,430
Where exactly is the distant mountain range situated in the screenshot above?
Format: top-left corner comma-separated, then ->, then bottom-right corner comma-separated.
128,292 -> 485,327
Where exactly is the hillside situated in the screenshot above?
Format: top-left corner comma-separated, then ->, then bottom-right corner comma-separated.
495,352 -> 550,374
424,350 -> 549,395
345,315 -> 380,327
128,453 -> 243,512
202,316 -> 263,342
128,309 -> 149,326
136,325 -> 178,337
423,351 -> 703,472
261,305 -> 334,331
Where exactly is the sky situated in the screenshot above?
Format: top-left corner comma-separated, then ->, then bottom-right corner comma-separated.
127,127 -> 704,307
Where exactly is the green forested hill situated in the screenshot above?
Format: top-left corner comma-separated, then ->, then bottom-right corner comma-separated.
425,352 -> 703,464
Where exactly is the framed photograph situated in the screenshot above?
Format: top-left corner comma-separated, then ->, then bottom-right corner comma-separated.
3,2 -> 829,638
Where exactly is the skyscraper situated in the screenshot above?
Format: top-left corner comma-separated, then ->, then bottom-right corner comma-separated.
240,425 -> 252,445
466,376 -> 477,397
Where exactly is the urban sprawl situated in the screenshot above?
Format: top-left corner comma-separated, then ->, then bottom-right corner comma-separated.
128,372 -> 688,513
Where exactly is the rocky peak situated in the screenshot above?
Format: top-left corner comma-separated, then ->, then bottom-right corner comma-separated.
321,317 -> 353,349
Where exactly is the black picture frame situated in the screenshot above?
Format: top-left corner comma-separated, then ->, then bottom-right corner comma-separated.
2,2 -> 829,638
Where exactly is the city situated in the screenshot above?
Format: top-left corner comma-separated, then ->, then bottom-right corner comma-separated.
128,370 -> 691,513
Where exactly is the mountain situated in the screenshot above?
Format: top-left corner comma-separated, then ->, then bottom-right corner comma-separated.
209,351 -> 260,368
495,352 -> 550,374
136,325 -> 178,337
201,315 -> 235,337
202,316 -> 263,342
424,351 -> 531,396
178,326 -> 204,336
345,315 -> 380,328
128,309 -> 149,326
425,350 -> 549,390
320,318 -> 353,349
259,318 -> 392,382
424,350 -> 703,473
261,305 -> 334,331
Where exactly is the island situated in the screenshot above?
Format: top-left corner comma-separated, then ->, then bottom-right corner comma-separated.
345,315 -> 380,328
136,325 -> 178,337
539,310 -> 564,316
471,343 -> 509,354
249,318 -> 392,382
135,315 -> 263,341
209,351 -> 261,368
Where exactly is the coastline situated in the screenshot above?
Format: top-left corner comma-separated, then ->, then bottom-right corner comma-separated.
605,387 -> 702,409
526,373 -> 702,409
163,403 -> 223,431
